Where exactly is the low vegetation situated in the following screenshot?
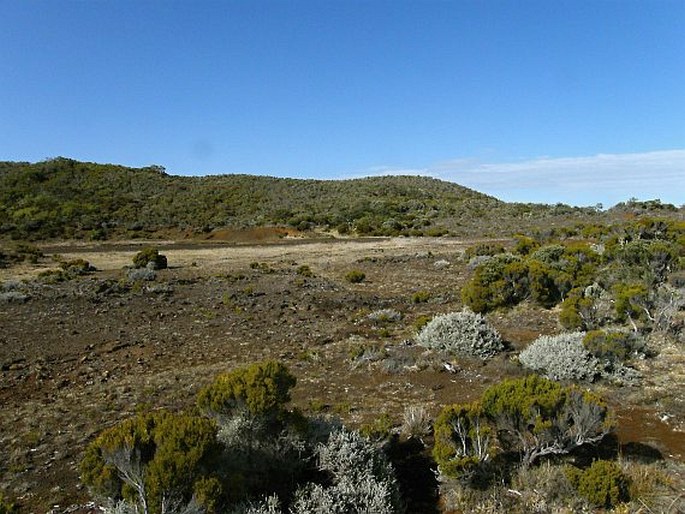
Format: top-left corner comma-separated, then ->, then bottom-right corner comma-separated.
0,158 -> 629,241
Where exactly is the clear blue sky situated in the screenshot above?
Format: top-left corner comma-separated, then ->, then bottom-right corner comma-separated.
2,0 -> 684,207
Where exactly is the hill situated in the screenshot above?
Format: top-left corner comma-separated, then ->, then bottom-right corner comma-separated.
0,157 -> 628,241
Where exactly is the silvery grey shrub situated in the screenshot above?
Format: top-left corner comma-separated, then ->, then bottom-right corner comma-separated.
519,332 -> 600,382
366,309 -> 402,324
126,267 -> 156,281
290,429 -> 404,514
416,310 -> 503,359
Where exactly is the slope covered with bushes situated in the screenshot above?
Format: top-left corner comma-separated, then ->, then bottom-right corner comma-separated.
0,157 -> 609,240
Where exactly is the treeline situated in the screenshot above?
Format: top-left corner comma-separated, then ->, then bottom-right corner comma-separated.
0,157 -> 634,241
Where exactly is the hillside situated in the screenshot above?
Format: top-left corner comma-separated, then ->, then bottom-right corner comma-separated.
0,158 -> 607,241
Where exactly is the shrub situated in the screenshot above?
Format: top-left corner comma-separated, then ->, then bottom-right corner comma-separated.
366,308 -> 402,324
519,332 -> 600,382
480,375 -> 612,467
0,291 -> 29,304
0,494 -> 17,514
400,404 -> 431,441
461,254 -> 525,312
80,410 -> 220,514
612,282 -> 649,324
290,429 -> 403,514
133,247 -> 168,270
512,235 -> 539,256
60,258 -> 96,274
527,259 -> 568,307
127,268 -> 157,282
411,290 -> 431,303
433,403 -> 492,478
464,242 -> 505,260
197,360 -> 296,419
296,265 -> 314,277
344,270 -> 365,283
415,310 -> 503,359
560,283 -> 614,330
567,460 -> 630,508
582,330 -> 644,364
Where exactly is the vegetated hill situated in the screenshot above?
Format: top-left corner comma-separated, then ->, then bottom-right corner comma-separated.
0,157 -> 661,241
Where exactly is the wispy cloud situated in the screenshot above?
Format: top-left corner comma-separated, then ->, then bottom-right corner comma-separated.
350,150 -> 685,207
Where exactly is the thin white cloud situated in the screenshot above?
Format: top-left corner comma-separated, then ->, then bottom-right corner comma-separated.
351,150 -> 685,207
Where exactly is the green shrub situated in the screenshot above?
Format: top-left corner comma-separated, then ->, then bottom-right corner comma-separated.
527,259 -> 566,307
559,288 -> 594,330
411,290 -> 431,303
567,460 -> 630,508
512,235 -> 539,256
0,494 -> 17,514
582,330 -> 643,363
80,409 -> 220,514
296,265 -> 314,277
464,242 -> 505,260
60,258 -> 96,274
359,413 -> 394,441
480,375 -> 612,467
197,360 -> 296,419
344,270 -> 366,283
132,247 -> 167,270
612,282 -> 649,323
415,309 -> 503,359
461,254 -> 524,312
433,403 -> 492,478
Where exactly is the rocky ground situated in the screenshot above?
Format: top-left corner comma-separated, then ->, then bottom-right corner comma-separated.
1,237 -> 684,513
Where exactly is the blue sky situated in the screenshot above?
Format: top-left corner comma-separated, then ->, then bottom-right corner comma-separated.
2,0 -> 683,207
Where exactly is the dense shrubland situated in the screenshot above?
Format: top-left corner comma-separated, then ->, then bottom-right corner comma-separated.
80,361 -> 405,514
78,359 -> 676,514
0,158 -> 619,241
462,218 -> 685,347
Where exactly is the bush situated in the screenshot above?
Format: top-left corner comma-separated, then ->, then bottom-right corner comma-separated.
519,332 -> 600,382
415,310 -> 503,359
480,375 -> 612,467
127,267 -> 157,282
197,360 -> 296,419
0,494 -> 17,514
558,284 -> 613,330
366,309 -> 402,324
512,235 -> 539,256
80,410 -> 220,514
582,330 -> 644,364
290,429 -> 403,514
344,270 -> 365,283
0,291 -> 29,304
433,403 -> 492,479
411,290 -> 431,303
132,247 -> 168,270
60,258 -> 96,274
296,265 -> 314,277
567,460 -> 630,508
464,242 -> 505,260
612,282 -> 649,325
461,254 -> 524,312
